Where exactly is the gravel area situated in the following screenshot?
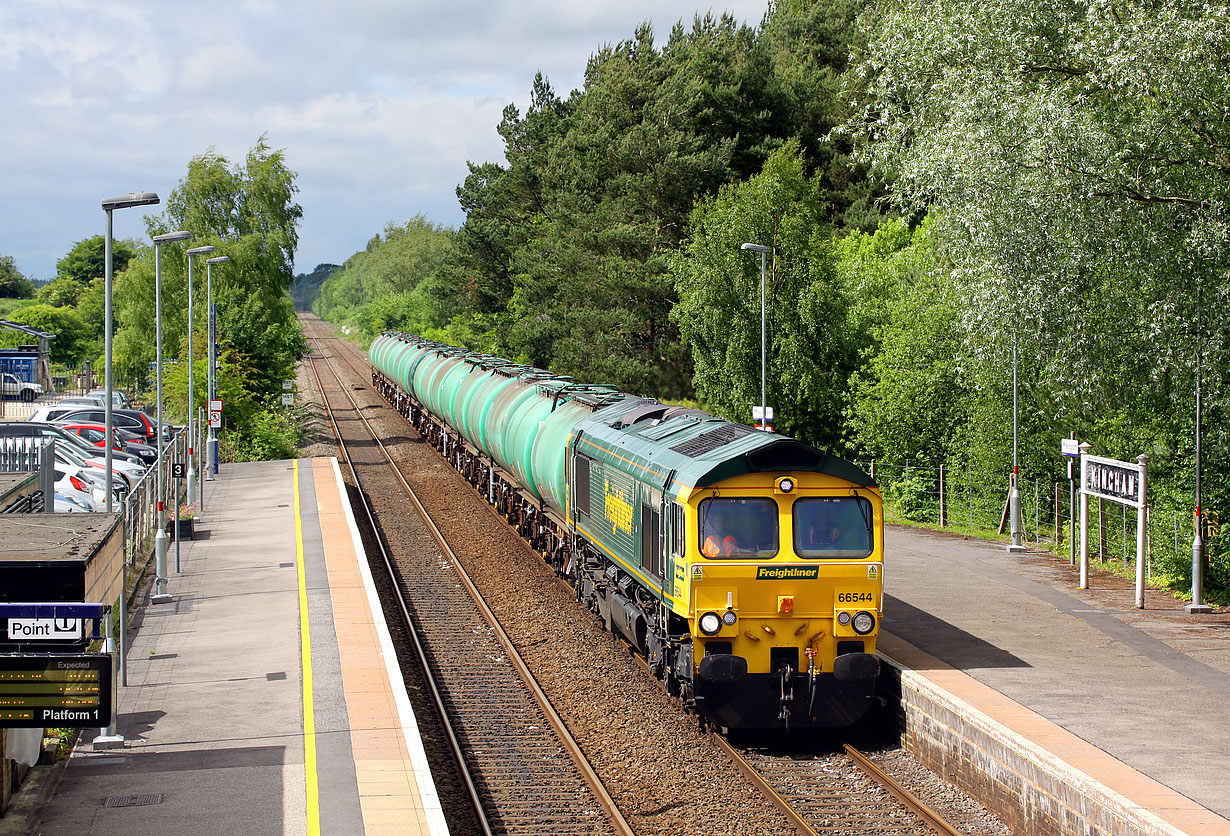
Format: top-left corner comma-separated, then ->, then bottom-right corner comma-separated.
297,315 -> 1017,836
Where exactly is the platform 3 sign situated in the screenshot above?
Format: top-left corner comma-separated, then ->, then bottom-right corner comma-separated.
0,654 -> 113,728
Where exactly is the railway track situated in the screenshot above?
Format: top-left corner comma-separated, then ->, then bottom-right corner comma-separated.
303,325 -> 633,836
300,315 -> 985,836
716,736 -> 967,836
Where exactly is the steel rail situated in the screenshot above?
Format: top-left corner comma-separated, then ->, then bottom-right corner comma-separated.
844,744 -> 967,836
306,325 -> 635,836
709,734 -> 820,836
304,335 -> 493,836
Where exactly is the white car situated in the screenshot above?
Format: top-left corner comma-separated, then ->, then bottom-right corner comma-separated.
54,491 -> 93,513
2,373 -> 43,402
54,441 -> 141,491
54,460 -> 108,511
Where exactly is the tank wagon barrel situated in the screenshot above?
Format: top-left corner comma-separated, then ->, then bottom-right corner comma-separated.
370,331 -> 885,731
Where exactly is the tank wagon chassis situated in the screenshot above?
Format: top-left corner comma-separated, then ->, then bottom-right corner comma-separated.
372,367 -> 879,730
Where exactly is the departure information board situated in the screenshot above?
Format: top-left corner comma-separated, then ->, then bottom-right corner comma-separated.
0,655 -> 112,728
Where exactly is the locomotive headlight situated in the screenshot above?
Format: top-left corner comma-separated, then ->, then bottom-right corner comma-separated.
699,612 -> 723,635
852,611 -> 876,635
722,610 -> 737,626
775,476 -> 795,494
836,611 -> 852,626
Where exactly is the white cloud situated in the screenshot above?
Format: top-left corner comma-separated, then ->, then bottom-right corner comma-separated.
0,0 -> 769,280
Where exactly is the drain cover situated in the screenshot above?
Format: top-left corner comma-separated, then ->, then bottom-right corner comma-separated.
104,793 -> 164,808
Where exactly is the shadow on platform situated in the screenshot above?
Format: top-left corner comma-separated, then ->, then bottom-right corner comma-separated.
884,594 -> 1029,671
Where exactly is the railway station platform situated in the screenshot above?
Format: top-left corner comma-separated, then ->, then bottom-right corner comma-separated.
7,458 -> 447,836
881,525 -> 1230,836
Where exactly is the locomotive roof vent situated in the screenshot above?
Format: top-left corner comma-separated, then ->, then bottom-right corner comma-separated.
669,423 -> 752,458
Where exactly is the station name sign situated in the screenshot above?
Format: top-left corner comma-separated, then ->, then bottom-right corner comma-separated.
1083,455 -> 1144,507
0,654 -> 113,728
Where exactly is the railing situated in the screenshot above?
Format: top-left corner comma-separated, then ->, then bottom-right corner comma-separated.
860,460 -> 1225,594
0,437 -> 49,471
121,419 -> 206,566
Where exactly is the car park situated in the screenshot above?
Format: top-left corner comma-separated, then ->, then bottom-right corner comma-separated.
52,438 -> 138,492
0,422 -> 140,491
0,421 -> 147,469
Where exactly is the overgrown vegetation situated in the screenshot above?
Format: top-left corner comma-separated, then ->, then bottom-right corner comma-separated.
4,137 -> 307,461
309,0 -> 1226,602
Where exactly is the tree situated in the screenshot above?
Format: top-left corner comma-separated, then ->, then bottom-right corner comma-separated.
0,255 -> 35,298
8,304 -> 90,362
846,0 -> 1230,486
671,141 -> 858,447
56,236 -> 136,286
114,136 -> 305,403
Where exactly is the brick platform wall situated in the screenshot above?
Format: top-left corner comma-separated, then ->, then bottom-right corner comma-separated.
879,659 -> 1189,836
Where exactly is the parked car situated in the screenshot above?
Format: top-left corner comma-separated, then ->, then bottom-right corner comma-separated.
31,406 -> 157,442
55,462 -> 105,511
56,395 -> 109,409
55,421 -> 157,466
86,388 -> 132,408
2,373 -> 43,402
54,438 -> 143,490
54,491 -> 93,513
28,403 -> 85,423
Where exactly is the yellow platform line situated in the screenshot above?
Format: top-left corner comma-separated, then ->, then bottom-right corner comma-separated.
294,460 -> 321,836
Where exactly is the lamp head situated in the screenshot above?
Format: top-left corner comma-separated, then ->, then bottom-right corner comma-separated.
102,192 -> 160,211
187,245 -> 217,256
153,230 -> 193,244
740,242 -> 769,253
205,256 -> 230,265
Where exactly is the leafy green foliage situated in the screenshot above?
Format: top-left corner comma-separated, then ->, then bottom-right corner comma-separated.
56,236 -> 136,286
0,254 -> 35,298
314,216 -> 460,344
6,304 -> 90,362
291,263 -> 339,311
672,141 -> 859,446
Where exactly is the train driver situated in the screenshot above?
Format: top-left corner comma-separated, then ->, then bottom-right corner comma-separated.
702,510 -> 739,557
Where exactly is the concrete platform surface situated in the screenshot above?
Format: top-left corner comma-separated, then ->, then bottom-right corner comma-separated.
883,524 -> 1230,834
17,458 -> 447,836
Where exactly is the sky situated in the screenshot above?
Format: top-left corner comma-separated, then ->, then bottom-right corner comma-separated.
1,0 -> 770,282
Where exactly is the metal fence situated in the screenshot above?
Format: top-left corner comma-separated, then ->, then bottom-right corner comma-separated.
860,460 -> 1225,592
46,362 -> 143,399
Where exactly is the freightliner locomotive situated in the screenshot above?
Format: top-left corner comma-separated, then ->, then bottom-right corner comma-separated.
370,332 -> 883,730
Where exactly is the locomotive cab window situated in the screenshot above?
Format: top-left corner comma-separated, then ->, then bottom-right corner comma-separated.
793,497 -> 873,558
699,498 -> 778,558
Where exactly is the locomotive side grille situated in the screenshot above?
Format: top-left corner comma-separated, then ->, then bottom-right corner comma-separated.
669,424 -> 751,458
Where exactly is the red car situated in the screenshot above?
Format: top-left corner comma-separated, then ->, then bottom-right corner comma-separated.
56,421 -> 158,465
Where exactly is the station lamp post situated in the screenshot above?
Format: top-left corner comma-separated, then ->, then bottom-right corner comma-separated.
205,255 -> 230,481
97,191 -> 158,736
740,242 -> 771,429
151,230 -> 193,602
101,192 -> 159,515
185,245 -> 216,507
